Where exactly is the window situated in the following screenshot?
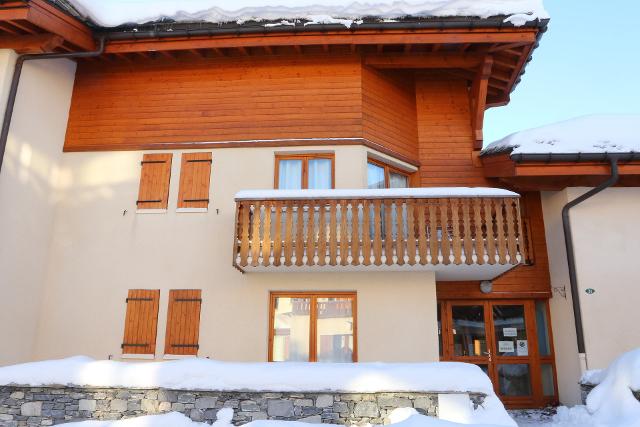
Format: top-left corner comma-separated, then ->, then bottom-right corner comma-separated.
275,154 -> 334,189
137,153 -> 172,210
367,159 -> 409,189
269,292 -> 356,362
164,290 -> 202,356
177,152 -> 212,210
121,290 -> 160,355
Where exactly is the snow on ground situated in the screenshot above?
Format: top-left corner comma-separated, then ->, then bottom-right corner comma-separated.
482,115 -> 640,156
60,408 -> 511,427
63,0 -> 549,28
235,187 -> 518,200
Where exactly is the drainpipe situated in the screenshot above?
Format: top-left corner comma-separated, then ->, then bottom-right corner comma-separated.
0,36 -> 105,173
561,158 -> 619,373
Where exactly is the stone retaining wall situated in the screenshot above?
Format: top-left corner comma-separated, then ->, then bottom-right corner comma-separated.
580,382 -> 640,404
0,386 -> 485,426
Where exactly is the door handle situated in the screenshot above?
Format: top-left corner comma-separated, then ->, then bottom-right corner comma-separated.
483,350 -> 492,361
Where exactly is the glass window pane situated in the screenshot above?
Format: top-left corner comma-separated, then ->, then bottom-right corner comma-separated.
367,163 -> 386,189
316,297 -> 354,362
493,305 -> 528,357
452,305 -> 487,357
308,158 -> 332,189
272,297 -> 310,361
389,172 -> 408,188
541,363 -> 555,396
536,301 -> 552,357
278,159 -> 302,189
497,364 -> 532,397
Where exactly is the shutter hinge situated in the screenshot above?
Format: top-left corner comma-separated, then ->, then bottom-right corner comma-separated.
136,200 -> 162,205
121,343 -> 149,348
140,160 -> 166,165
182,199 -> 209,203
186,159 -> 212,163
126,297 -> 153,303
171,344 -> 200,349
175,298 -> 202,302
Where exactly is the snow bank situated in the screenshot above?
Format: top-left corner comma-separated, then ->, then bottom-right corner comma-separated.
0,356 -> 496,394
482,115 -> 640,156
235,187 -> 518,201
64,0 -> 549,28
61,409 -> 512,427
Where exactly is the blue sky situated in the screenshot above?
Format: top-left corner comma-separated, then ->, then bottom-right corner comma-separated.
484,0 -> 640,144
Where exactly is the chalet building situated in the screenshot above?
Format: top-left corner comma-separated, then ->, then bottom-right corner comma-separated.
0,0 -> 638,411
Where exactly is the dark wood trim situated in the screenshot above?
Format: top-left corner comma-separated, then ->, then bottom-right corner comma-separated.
268,291 -> 357,363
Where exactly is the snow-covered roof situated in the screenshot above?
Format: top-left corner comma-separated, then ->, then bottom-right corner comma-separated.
58,0 -> 549,28
235,187 -> 518,201
482,115 -> 640,157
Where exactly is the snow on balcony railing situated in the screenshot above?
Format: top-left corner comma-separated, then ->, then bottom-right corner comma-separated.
233,188 -> 527,270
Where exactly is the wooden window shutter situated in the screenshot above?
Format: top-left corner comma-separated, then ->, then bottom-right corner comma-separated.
164,289 -> 202,355
178,152 -> 212,209
137,153 -> 172,210
121,289 -> 160,355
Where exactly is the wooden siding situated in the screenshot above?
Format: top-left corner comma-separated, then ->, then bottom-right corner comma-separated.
64,55 -> 364,152
164,289 -> 203,356
361,66 -> 418,160
177,152 -> 212,209
121,289 -> 160,355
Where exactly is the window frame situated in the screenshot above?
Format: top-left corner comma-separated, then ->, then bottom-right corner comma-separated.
274,153 -> 335,190
367,158 -> 411,189
268,291 -> 357,363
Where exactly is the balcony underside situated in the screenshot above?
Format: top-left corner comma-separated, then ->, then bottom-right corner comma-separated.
233,188 -> 532,280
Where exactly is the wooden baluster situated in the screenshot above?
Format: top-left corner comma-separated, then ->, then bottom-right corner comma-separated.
428,200 -> 439,265
272,201 -> 283,266
417,202 -> 428,265
450,199 -> 463,264
340,200 -> 349,266
373,199 -> 383,266
384,199 -> 394,266
495,198 -> 507,264
395,200 -> 405,266
439,199 -> 451,265
306,200 -> 316,266
284,201 -> 294,266
295,202 -> 305,266
483,198 -> 496,265
250,202 -> 262,267
351,201 -> 361,266
262,201 -> 272,267
329,200 -> 338,266
473,198 -> 485,265
505,198 -> 518,264
406,199 -> 416,266
239,201 -> 251,267
317,202 -> 327,266
462,199 -> 474,265
362,200 -> 371,266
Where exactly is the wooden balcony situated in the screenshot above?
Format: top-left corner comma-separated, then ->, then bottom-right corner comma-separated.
233,188 -> 530,280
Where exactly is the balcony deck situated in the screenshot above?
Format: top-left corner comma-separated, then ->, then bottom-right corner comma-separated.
233,188 -> 531,280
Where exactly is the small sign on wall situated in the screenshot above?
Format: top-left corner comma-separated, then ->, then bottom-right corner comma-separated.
516,340 -> 529,356
503,327 -> 518,337
498,341 -> 515,353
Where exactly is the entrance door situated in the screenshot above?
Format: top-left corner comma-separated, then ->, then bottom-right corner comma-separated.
439,300 -> 558,408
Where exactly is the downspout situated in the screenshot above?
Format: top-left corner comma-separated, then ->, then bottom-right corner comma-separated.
561,158 -> 619,373
0,36 -> 105,173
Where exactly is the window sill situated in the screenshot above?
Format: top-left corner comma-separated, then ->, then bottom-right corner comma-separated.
121,353 -> 155,360
176,207 -> 208,213
163,354 -> 198,360
136,208 -> 168,214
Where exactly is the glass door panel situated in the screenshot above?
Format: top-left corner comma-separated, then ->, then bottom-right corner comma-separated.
497,364 -> 532,397
492,305 -> 528,357
451,305 -> 488,357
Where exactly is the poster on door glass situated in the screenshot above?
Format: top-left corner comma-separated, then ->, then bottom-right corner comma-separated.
516,340 -> 529,356
498,341 -> 515,353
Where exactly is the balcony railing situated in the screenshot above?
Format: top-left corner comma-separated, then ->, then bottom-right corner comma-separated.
233,188 -> 529,275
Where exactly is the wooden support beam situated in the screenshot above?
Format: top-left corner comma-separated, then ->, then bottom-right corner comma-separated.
263,45 -> 273,54
469,55 -> 493,149
25,0 -> 94,50
5,19 -> 38,34
364,52 -> 485,69
0,33 -> 64,53
104,29 -> 538,54
0,22 -> 20,35
489,41 -> 530,52
236,46 -> 248,55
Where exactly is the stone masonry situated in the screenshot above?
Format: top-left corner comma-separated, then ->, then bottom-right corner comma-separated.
0,386 -> 485,426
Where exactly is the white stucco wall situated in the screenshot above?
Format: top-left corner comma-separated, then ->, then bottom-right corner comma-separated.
542,187 -> 640,404
0,52 -> 77,366
32,146 -> 439,363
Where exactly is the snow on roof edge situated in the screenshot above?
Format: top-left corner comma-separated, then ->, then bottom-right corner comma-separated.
235,187 -> 519,201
